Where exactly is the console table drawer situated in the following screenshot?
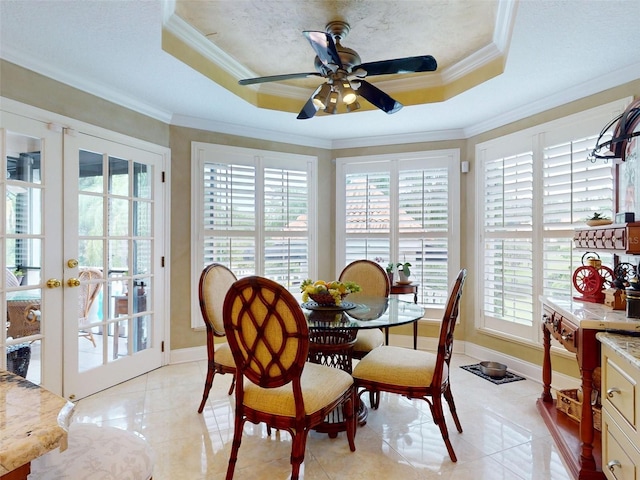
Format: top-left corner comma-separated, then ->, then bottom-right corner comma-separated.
574,223 -> 640,254
543,306 -> 578,353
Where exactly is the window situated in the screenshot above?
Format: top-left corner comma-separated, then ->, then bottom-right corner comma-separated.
477,99 -> 630,343
191,143 -> 317,328
336,150 -> 461,316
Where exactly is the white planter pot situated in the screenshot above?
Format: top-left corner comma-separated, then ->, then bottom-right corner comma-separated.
398,271 -> 410,283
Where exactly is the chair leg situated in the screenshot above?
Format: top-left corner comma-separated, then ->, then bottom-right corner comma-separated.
226,415 -> 245,480
443,383 -> 463,433
343,388 -> 357,451
227,374 -> 236,395
197,361 -> 216,413
432,395 -> 457,462
290,429 -> 310,480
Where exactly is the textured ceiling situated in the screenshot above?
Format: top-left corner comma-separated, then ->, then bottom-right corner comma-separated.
175,0 -> 496,78
170,0 -> 502,111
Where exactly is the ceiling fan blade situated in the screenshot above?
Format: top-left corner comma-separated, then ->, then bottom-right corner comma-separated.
303,31 -> 343,69
239,72 -> 322,85
356,80 -> 402,114
357,55 -> 437,76
296,96 -> 318,120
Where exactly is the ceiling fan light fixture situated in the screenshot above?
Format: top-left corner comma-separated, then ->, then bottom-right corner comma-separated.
312,84 -> 332,109
346,100 -> 361,113
340,80 -> 357,105
325,90 -> 339,114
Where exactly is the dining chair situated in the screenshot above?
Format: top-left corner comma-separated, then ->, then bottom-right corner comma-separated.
77,267 -> 103,347
338,259 -> 389,359
352,268 -> 467,462
223,276 -> 356,480
197,263 -> 238,413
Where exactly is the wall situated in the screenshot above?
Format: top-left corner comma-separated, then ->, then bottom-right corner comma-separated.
4,59 -> 639,377
0,61 -> 168,147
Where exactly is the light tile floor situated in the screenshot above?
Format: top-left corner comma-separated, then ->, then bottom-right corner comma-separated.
71,353 -> 572,480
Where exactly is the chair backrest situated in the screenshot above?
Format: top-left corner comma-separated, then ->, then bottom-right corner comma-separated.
199,263 -> 237,336
339,260 -> 390,299
432,269 -> 467,386
78,267 -> 103,321
223,276 -> 309,389
6,268 -> 20,288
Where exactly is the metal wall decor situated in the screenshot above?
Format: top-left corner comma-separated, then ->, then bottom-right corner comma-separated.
589,99 -> 640,162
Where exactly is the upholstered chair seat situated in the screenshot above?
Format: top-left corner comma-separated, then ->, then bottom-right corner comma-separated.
243,362 -> 353,416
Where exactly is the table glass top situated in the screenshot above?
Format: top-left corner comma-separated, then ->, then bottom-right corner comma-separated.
302,296 -> 424,330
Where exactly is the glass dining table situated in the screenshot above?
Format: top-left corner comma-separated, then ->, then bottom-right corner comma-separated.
301,295 -> 425,435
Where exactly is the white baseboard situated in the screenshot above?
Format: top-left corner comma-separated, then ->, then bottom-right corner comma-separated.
170,336 -> 581,393
462,342 -> 580,391
169,345 -> 207,364
387,333 -> 580,391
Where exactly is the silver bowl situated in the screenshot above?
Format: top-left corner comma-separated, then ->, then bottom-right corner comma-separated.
479,361 -> 507,378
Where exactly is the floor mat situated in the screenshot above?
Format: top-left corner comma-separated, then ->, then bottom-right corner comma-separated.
460,363 -> 526,385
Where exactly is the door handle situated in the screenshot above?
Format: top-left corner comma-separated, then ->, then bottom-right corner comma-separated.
607,387 -> 621,398
67,278 -> 81,287
46,278 -> 62,288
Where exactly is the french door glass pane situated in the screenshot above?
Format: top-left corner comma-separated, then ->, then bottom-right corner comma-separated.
5,132 -> 44,384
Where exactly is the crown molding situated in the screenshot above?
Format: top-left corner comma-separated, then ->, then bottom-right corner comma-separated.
163,7 -> 255,81
0,47 -> 173,124
331,129 -> 466,149
171,114 -> 333,149
464,61 -> 640,138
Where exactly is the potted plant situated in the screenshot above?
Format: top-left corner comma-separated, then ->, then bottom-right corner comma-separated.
586,212 -> 612,227
386,262 -> 395,285
13,268 -> 24,285
396,262 -> 411,283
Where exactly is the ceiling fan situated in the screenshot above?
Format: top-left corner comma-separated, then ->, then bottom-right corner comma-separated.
238,21 -> 438,119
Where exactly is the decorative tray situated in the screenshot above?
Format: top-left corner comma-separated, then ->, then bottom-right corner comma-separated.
300,301 -> 357,311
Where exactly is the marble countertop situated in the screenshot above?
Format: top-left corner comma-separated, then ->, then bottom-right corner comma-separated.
597,332 -> 640,370
541,296 -> 640,331
0,370 -> 74,475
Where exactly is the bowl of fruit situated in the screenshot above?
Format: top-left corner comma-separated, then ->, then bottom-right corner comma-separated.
300,279 -> 361,306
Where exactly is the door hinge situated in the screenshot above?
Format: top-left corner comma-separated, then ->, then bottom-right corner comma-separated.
161,256 -> 165,267
161,341 -> 165,353
161,171 -> 165,183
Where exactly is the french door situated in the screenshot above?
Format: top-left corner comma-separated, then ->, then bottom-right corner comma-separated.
62,132 -> 166,400
1,102 -> 168,400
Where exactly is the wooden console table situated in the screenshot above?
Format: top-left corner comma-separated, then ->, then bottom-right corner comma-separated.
389,282 -> 419,348
538,296 -> 640,480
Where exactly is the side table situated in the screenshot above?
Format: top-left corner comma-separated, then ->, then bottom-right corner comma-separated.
389,283 -> 419,349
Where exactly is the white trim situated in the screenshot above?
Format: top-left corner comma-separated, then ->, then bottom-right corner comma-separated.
474,97 -> 631,347
190,142 -> 318,329
463,342 -> 579,392
385,335 -> 580,392
169,345 -> 207,364
1,98 -> 172,383
335,148 -> 461,298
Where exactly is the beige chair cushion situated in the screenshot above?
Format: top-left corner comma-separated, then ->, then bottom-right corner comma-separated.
214,341 -> 235,367
29,423 -> 154,480
352,329 -> 384,353
243,362 -> 353,417
353,345 -> 448,388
